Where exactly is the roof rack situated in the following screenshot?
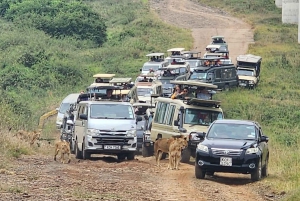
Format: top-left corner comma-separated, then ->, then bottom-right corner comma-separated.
184,98 -> 221,108
170,80 -> 218,89
146,53 -> 165,57
109,77 -> 132,84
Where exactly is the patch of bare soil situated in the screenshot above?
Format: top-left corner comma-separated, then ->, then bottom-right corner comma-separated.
150,0 -> 254,64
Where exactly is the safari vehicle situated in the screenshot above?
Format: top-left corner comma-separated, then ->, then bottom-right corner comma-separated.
134,73 -> 159,84
215,50 -> 232,64
165,48 -> 186,64
195,119 -> 269,182
236,54 -> 262,89
73,85 -> 143,161
132,102 -> 156,154
149,81 -> 224,163
158,62 -> 191,97
130,80 -> 163,104
210,36 -> 228,49
182,51 -> 202,72
141,106 -> 155,157
189,62 -> 238,91
92,74 -> 115,84
140,53 -> 169,75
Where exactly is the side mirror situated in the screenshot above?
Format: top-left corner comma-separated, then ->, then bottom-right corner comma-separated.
174,120 -> 179,126
136,116 -> 143,122
66,120 -> 74,125
56,108 -> 59,111
179,128 -> 187,133
197,132 -> 206,139
79,114 -> 87,120
140,69 -> 142,71
260,135 -> 269,143
144,115 -> 149,120
151,94 -> 160,98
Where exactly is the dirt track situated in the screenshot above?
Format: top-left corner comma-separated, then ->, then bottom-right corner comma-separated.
0,1 -> 283,201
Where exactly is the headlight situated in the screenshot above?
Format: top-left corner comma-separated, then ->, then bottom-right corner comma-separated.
245,147 -> 259,154
87,129 -> 99,136
127,130 -> 136,137
190,133 -> 200,141
144,134 -> 151,141
249,80 -> 254,84
197,144 -> 209,153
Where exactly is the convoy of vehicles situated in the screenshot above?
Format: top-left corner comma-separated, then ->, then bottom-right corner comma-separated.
55,38 -> 266,182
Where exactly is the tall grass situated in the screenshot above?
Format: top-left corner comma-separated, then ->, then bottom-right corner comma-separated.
198,0 -> 300,195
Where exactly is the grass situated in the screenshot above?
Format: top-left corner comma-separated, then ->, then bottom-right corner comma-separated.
198,0 -> 300,197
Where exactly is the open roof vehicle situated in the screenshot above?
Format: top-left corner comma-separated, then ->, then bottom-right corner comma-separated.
148,81 -> 223,163
146,53 -> 165,62
165,48 -> 186,64
140,53 -> 169,75
135,73 -> 159,83
236,54 -> 262,89
182,51 -> 202,72
93,74 -> 116,83
210,36 -> 228,48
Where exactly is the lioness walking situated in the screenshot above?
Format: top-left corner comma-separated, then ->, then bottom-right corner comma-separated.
54,140 -> 71,164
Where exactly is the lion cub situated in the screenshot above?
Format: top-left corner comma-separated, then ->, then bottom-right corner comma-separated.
168,138 -> 188,170
54,140 -> 71,164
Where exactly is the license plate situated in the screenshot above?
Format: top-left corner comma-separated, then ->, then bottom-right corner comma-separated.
104,145 -> 121,150
220,157 -> 232,166
239,83 -> 246,86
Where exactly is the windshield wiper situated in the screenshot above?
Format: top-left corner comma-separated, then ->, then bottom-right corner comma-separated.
93,117 -> 115,119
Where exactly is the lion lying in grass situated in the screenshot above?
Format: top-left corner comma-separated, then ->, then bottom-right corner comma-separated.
14,129 -> 42,146
168,138 -> 188,170
54,140 -> 71,164
154,135 -> 187,167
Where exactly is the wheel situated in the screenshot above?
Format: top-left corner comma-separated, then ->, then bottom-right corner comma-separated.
181,148 -> 191,163
126,152 -> 135,160
251,159 -> 262,181
262,156 -> 269,177
70,139 -> 75,154
206,171 -> 215,176
117,154 -> 126,160
82,139 -> 91,160
142,144 -> 150,157
75,141 -> 83,159
195,162 -> 206,179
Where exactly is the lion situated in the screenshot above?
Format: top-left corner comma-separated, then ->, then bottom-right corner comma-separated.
14,128 -> 42,146
154,135 -> 187,167
168,138 -> 188,170
54,140 -> 71,164
14,130 -> 30,141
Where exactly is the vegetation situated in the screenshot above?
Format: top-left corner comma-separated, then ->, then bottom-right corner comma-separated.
0,0 -> 192,131
198,0 -> 300,197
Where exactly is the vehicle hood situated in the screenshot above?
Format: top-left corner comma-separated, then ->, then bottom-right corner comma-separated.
88,119 -> 136,130
238,75 -> 256,81
202,139 -> 256,149
138,96 -> 151,102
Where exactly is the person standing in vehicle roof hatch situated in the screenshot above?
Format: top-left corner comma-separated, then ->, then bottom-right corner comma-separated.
95,78 -> 103,83
102,89 -> 113,100
171,85 -> 181,99
176,87 -> 193,100
196,87 -> 211,100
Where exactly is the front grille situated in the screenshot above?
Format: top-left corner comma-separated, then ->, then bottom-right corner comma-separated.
211,148 -> 242,157
93,130 -> 132,145
239,80 -> 248,84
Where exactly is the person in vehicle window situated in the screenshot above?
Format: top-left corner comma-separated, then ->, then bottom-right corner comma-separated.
171,59 -> 177,65
163,69 -> 172,76
101,89 -> 113,100
171,85 -> 181,99
140,76 -> 148,82
176,87 -> 193,100
196,87 -> 211,100
95,78 -> 103,83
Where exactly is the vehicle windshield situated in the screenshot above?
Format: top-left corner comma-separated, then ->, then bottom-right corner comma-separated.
184,109 -> 223,126
90,104 -> 134,119
137,87 -> 153,96
237,69 -> 254,76
142,65 -> 160,71
187,60 -> 200,67
190,72 -> 207,80
207,123 -> 257,140
59,103 -> 71,114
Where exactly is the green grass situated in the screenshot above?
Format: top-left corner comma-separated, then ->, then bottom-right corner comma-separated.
198,0 -> 300,197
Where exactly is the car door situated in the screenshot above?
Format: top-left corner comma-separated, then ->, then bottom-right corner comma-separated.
74,105 -> 86,144
258,127 -> 267,166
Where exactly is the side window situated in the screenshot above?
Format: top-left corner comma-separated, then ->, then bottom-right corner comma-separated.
215,69 -> 221,79
154,102 -> 162,123
77,106 -> 83,120
157,103 -> 169,124
166,105 -> 175,125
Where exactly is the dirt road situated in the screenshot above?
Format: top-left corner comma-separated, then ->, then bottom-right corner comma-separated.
0,1 -> 282,201
150,0 -> 254,64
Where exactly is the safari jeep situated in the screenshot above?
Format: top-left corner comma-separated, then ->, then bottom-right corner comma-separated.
131,80 -> 163,104
236,54 -> 262,89
149,81 -> 224,163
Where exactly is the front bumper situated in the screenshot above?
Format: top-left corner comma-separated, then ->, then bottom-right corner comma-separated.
195,150 -> 260,173
84,135 -> 137,154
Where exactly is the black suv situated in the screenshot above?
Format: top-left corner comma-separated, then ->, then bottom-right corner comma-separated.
195,119 -> 269,182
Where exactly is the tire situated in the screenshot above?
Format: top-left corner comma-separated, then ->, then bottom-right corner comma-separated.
82,139 -> 91,160
251,159 -> 262,182
181,148 -> 191,163
262,156 -> 269,177
127,152 -> 135,160
142,144 -> 150,157
117,154 -> 126,161
195,162 -> 206,179
75,141 -> 83,159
